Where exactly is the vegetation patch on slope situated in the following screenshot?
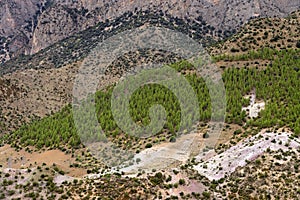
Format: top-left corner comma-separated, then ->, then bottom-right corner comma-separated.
2,48 -> 299,153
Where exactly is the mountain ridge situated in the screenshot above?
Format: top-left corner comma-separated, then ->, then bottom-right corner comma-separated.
0,6 -> 299,199
1,0 -> 299,64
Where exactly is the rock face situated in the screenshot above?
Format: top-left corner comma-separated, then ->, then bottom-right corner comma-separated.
0,0 -> 50,63
0,0 -> 300,63
0,0 -> 40,37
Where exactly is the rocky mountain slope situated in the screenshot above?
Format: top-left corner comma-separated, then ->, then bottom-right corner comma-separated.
0,6 -> 299,199
1,0 -> 300,64
0,9 -> 215,75
0,10 -> 299,137
209,10 -> 300,55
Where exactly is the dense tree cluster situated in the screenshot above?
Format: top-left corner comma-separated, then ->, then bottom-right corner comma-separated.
223,48 -> 300,135
2,48 -> 299,150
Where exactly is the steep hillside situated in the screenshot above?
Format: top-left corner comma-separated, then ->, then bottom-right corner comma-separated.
0,9 -> 299,200
1,0 -> 299,64
0,0 -> 51,63
209,10 -> 300,55
0,10 -> 216,75
0,10 -> 299,136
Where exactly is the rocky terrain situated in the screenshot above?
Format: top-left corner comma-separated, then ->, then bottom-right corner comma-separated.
1,0 -> 300,64
209,10 -> 300,55
0,10 -> 298,137
0,2 -> 299,199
